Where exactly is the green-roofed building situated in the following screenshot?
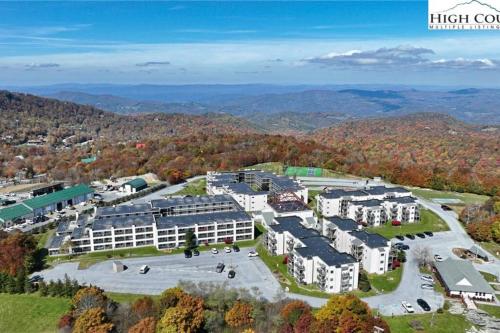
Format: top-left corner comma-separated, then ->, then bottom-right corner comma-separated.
120,178 -> 148,194
0,204 -> 33,226
23,184 -> 94,216
81,156 -> 97,164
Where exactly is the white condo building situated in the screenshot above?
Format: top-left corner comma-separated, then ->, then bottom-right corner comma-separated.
323,217 -> 393,275
265,216 -> 359,293
48,195 -> 254,255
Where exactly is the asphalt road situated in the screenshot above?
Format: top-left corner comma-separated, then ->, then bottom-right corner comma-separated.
39,247 -> 282,298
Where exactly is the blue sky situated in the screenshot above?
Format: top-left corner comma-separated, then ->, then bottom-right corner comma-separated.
0,1 -> 499,86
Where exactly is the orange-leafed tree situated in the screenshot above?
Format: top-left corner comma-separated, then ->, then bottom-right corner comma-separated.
73,308 -> 113,333
128,317 -> 157,333
0,233 -> 36,275
224,301 -> 254,328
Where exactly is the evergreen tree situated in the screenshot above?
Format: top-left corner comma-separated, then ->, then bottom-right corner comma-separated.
39,281 -> 48,296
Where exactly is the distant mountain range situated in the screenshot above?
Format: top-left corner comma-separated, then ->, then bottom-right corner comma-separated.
32,86 -> 500,132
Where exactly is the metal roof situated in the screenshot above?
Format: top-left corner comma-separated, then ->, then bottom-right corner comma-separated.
156,211 -> 251,228
123,178 -> 147,189
349,230 -> 389,248
435,258 -> 494,294
326,217 -> 359,231
151,194 -> 237,209
23,184 -> 94,209
48,235 -> 65,249
92,214 -> 156,231
295,237 -> 357,267
95,204 -> 155,218
0,204 -> 32,223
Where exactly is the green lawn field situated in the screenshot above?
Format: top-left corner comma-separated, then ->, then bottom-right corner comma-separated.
384,312 -> 471,333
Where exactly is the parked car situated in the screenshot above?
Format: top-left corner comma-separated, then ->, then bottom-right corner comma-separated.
421,274 -> 434,283
395,235 -> 405,241
417,298 -> 431,311
401,301 -> 415,313
401,244 -> 410,250
405,234 -> 415,240
392,220 -> 401,226
441,204 -> 452,211
416,233 -> 426,239
211,248 -> 219,254
434,254 -> 444,262
424,231 -> 434,237
184,249 -> 192,258
421,284 -> 434,290
228,270 -> 236,279
28,275 -> 43,283
139,265 -> 149,274
232,244 -> 240,252
224,246 -> 232,253
216,263 -> 225,273
193,249 -> 200,256
248,250 -> 259,257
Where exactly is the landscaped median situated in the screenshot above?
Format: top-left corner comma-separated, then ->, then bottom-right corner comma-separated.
256,243 -> 403,299
366,208 -> 449,239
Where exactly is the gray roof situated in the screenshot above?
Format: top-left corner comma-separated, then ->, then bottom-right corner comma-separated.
269,217 -> 320,239
209,170 -> 303,192
320,189 -> 368,199
92,214 -> 155,231
349,230 -> 389,248
71,227 -> 86,239
156,211 -> 251,229
56,221 -> 70,233
326,217 -> 359,231
226,183 -> 264,195
151,194 -> 237,209
269,200 -> 310,213
295,237 -> 357,267
48,235 -> 65,249
95,204 -> 155,218
385,197 -> 417,204
435,258 -> 495,294
350,199 -> 383,207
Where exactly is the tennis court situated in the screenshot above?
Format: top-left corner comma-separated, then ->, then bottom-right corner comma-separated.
285,166 -> 322,177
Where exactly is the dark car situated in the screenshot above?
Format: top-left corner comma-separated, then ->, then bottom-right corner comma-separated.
216,263 -> 225,273
424,231 -> 434,237
184,249 -> 192,258
28,275 -> 43,283
193,249 -> 200,256
228,270 -> 236,279
395,235 -> 405,241
416,233 -> 426,239
232,244 -> 240,252
441,205 -> 452,211
417,298 -> 431,311
406,234 -> 415,240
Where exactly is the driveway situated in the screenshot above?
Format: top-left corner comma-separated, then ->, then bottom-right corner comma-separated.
39,247 -> 282,298
126,176 -> 205,205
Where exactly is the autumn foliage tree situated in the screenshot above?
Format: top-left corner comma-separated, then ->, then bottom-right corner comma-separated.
280,300 -> 311,327
158,293 -> 205,333
73,307 -> 113,333
0,233 -> 36,276
71,286 -> 109,315
131,296 -> 156,320
224,301 -> 254,329
128,317 -> 157,333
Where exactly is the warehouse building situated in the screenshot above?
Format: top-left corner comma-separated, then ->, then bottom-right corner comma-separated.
119,178 -> 148,194
0,184 -> 94,227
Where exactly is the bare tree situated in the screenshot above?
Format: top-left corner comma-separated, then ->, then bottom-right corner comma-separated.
413,245 -> 433,267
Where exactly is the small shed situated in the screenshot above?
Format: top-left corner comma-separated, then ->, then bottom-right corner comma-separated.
113,261 -> 125,273
120,178 -> 148,194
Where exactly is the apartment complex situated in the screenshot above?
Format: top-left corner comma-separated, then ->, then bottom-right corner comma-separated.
323,217 -> 393,274
317,186 -> 418,226
264,216 -> 359,293
49,195 -> 254,255
207,170 -> 308,211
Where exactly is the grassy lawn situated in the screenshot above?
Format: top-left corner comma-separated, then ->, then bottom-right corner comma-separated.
366,209 -> 448,239
480,270 -> 498,282
246,162 -> 284,174
410,187 -> 489,205
479,241 -> 500,259
170,178 -> 207,196
383,312 -> 471,333
478,304 -> 500,318
307,189 -> 322,216
0,293 -> 70,333
34,228 -> 55,249
369,267 -> 403,293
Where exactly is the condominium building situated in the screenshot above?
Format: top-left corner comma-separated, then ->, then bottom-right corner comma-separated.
49,195 -> 254,255
323,217 -> 393,274
264,215 -> 359,293
317,186 -> 418,226
207,170 -> 308,211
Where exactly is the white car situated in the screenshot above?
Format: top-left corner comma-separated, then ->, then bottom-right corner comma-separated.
434,254 -> 444,262
420,274 -> 434,283
211,248 -> 219,254
224,246 -> 232,253
421,284 -> 434,290
401,301 -> 415,313
248,250 -> 259,257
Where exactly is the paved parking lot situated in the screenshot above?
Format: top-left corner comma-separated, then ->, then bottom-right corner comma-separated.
39,247 -> 282,298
